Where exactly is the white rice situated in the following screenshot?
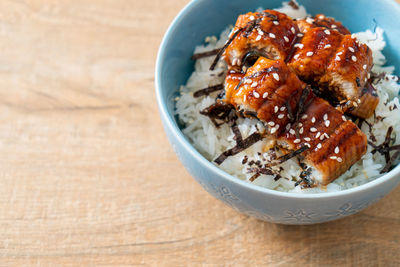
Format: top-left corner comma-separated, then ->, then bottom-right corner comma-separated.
175,2 -> 400,193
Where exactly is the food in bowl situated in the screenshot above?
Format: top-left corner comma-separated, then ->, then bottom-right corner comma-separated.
175,1 -> 400,193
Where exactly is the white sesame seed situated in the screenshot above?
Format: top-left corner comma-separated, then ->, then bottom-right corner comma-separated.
269,33 -> 276,39
289,129 -> 295,135
294,43 -> 304,49
243,95 -> 246,102
311,117 -> 316,123
320,134 -> 325,141
257,29 -> 264,35
348,47 -> 355,52
368,73 -> 371,79
306,51 -> 314,57
253,91 -> 260,98
256,35 -> 262,41
274,106 -> 279,113
268,121 -> 275,126
273,21 -> 279,25
272,73 -> 280,81
286,123 -> 291,130
323,114 -> 328,120
304,137 -> 311,142
299,127 -> 304,134
276,124 -> 280,130
325,120 -> 330,127
363,64 -> 367,70
351,33 -> 356,39
337,157 -> 343,163
330,156 -> 337,160
294,139 -> 301,144
305,143 -> 311,148
298,123 -> 303,127
301,114 -> 308,120
310,127 -> 317,132
315,132 -> 321,138
357,99 -> 361,104
335,146 -> 339,154
278,114 -> 285,119
246,79 -> 252,84
332,24 -> 337,29
251,82 -> 258,87
324,44 -> 332,49
324,133 -> 329,139
270,127 -> 278,134
337,52 -> 343,55
249,15 -> 255,20
351,55 -> 357,62
342,115 -> 347,121
335,56 -> 341,61
280,106 -> 286,111
297,33 -> 304,37
263,92 -> 268,98
284,36 -> 289,42
317,143 -> 322,149
324,29 -> 331,35
294,54 -> 300,60
291,27 -> 295,34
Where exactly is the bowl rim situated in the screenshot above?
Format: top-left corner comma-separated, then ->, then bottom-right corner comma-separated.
155,0 -> 400,199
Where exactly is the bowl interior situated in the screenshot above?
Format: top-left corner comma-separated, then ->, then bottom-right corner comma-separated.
156,0 -> 400,195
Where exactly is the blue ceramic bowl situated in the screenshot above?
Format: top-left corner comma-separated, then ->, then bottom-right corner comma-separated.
155,0 -> 400,224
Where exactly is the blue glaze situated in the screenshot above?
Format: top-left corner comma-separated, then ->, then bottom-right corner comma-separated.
155,0 -> 400,224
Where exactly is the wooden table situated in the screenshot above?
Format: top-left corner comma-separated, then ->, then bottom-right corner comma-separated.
0,0 -> 399,266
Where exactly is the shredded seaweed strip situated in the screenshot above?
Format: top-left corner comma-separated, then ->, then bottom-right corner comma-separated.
284,35 -> 301,63
200,102 -> 236,127
193,84 -> 224,98
288,0 -> 299,9
249,172 -> 260,182
247,167 -> 274,176
275,146 -> 308,164
209,28 -> 244,70
231,123 -> 243,145
368,126 -> 400,173
295,85 -> 311,122
214,132 -> 263,165
381,150 -> 400,174
192,48 -> 221,60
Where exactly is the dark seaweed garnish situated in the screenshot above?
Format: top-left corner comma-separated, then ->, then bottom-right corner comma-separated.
214,132 -> 263,165
367,126 -> 400,173
295,85 -> 312,123
209,28 -> 244,70
356,77 -> 361,87
200,102 -> 236,127
381,150 -> 400,174
193,84 -> 224,98
192,48 -> 221,60
241,50 -> 269,69
270,146 -> 309,166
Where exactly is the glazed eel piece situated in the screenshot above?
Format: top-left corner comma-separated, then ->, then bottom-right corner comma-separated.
219,10 -> 378,118
223,57 -> 367,185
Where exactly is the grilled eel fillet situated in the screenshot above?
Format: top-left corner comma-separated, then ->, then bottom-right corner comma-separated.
224,57 -> 367,185
221,10 -> 379,118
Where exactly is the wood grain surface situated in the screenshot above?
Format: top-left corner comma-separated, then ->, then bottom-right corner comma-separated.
0,0 -> 399,266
